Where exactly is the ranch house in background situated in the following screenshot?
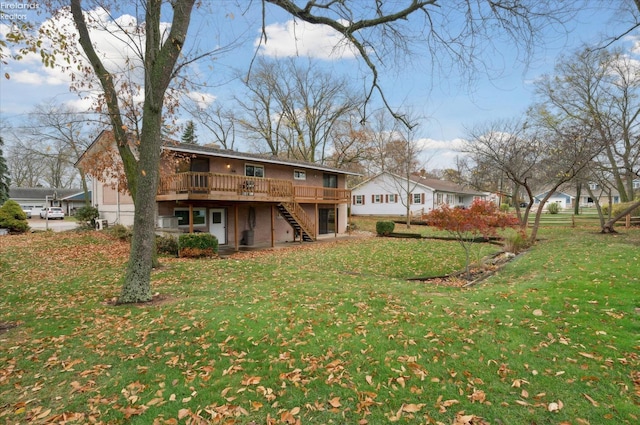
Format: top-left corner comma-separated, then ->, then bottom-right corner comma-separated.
350,172 -> 489,217
9,187 -> 90,217
77,131 -> 356,251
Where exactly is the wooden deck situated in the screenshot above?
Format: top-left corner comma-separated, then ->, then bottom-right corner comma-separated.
157,172 -> 351,204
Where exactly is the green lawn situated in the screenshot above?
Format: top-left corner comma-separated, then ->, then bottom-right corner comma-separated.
0,225 -> 638,424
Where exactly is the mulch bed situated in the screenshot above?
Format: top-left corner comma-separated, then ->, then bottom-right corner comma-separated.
408,251 -> 519,288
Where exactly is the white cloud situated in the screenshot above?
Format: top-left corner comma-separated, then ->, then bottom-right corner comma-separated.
417,137 -> 467,151
184,91 -> 217,109
256,19 -> 357,60
416,137 -> 468,170
10,69 -> 46,85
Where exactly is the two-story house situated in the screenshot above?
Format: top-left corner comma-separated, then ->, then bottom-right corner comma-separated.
78,131 -> 356,251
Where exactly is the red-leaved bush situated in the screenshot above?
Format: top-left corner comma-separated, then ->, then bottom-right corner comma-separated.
424,199 -> 520,279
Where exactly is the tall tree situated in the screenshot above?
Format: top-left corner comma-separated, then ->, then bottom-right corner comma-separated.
534,47 -> 640,203
22,102 -> 95,197
5,143 -> 45,188
534,47 -> 640,232
464,118 -> 545,229
6,0 -> 582,303
181,120 -> 198,145
0,137 -> 10,204
239,57 -> 362,163
189,104 -> 237,150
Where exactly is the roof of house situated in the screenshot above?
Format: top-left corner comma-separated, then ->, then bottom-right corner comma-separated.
61,191 -> 92,202
408,175 -> 487,196
78,129 -> 360,176
352,172 -> 487,196
164,143 -> 361,176
9,187 -> 83,201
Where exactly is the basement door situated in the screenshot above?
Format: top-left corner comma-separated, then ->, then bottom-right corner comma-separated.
209,208 -> 227,244
318,207 -> 336,235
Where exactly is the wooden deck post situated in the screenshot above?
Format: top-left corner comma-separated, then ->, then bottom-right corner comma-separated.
334,204 -> 338,238
271,205 -> 276,248
234,205 -> 239,252
189,204 -> 194,233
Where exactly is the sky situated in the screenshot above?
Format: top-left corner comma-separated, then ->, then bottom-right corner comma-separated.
0,1 -> 637,170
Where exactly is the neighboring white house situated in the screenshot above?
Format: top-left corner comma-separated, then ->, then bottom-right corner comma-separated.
350,172 -> 488,216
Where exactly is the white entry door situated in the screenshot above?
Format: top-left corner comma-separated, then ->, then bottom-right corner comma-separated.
209,208 -> 227,244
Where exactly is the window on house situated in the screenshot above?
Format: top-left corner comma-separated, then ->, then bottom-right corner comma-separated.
323,173 -> 338,188
293,170 -> 306,180
633,181 -> 640,189
458,196 -> 464,204
174,208 -> 206,227
589,183 -> 598,190
372,194 -> 382,203
388,194 -> 397,203
436,193 -> 444,205
412,193 -> 422,204
354,195 -> 364,205
245,164 -> 264,177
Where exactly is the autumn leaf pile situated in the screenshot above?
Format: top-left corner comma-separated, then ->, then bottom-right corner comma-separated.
0,229 -> 638,424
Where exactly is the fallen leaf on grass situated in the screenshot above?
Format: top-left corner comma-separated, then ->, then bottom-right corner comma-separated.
468,389 -> 486,403
241,375 -> 261,386
328,397 -> 341,408
401,403 -> 425,413
583,393 -> 599,407
452,411 -> 489,425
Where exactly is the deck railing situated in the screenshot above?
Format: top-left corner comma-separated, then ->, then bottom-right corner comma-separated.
158,172 -> 350,203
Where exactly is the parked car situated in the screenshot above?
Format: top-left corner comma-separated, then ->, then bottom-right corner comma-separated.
40,207 -> 65,220
21,206 -> 32,219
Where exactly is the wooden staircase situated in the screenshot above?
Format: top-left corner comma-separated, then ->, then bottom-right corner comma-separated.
277,202 -> 315,242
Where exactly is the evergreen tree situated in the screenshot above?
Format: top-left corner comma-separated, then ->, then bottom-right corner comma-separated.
0,137 -> 11,204
181,121 -> 198,145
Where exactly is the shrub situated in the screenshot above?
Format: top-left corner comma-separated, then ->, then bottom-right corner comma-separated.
602,202 -> 640,217
74,205 -> 100,229
547,202 -> 560,214
500,203 -> 510,212
0,200 -> 29,234
156,234 -> 179,257
106,224 -> 133,241
375,221 -> 395,236
179,233 -> 218,258
503,230 -> 529,254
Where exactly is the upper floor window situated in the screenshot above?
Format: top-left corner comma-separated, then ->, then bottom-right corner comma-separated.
354,195 -> 365,205
372,194 -> 383,203
294,170 -> 306,180
323,173 -> 338,188
388,194 -> 398,203
245,164 -> 264,178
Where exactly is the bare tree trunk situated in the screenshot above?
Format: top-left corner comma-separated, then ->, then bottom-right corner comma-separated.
601,200 -> 640,233
118,107 -> 162,303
